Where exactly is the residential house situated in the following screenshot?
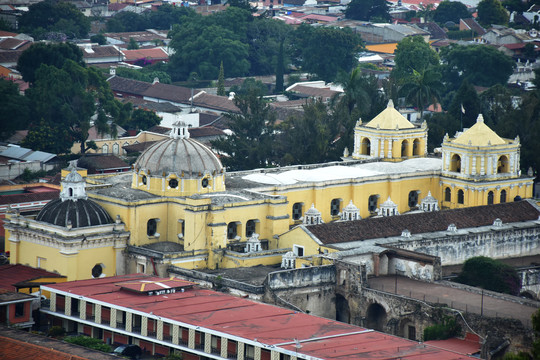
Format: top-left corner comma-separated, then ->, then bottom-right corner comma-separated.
121,47 -> 169,65
77,155 -> 131,175
285,80 -> 342,103
104,30 -> 169,49
0,145 -> 58,180
78,44 -> 124,65
334,20 -> 430,43
482,26 -> 536,45
0,290 -> 34,329
459,18 -> 486,38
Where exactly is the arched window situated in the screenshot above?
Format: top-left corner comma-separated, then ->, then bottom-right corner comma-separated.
500,189 -> 507,203
246,220 -> 257,237
68,188 -> 73,197
450,154 -> 461,173
330,199 -> 341,216
368,195 -> 379,212
401,140 -> 408,157
413,139 -> 420,156
445,187 -> 451,202
292,203 -> 303,220
227,222 -> 238,239
408,190 -> 419,208
488,191 -> 494,205
361,138 -> 371,155
457,189 -> 464,204
147,219 -> 157,236
497,155 -> 509,173
102,144 -> 109,153
112,143 -> 119,155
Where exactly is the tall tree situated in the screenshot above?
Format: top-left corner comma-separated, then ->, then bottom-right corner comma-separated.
477,0 -> 509,26
211,91 -> 277,170
25,61 -> 121,154
448,80 -> 481,129
433,1 -> 471,24
0,79 -> 31,140
217,62 -> 226,96
392,36 -> 440,83
400,67 -> 444,119
292,24 -> 363,82
345,0 -> 391,21
19,0 -> 90,39
17,42 -> 84,84
440,44 -> 515,89
275,39 -> 285,93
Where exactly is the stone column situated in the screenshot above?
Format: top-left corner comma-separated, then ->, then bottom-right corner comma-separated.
141,316 -> 148,337
188,328 -> 195,349
221,337 -> 228,358
50,293 -> 56,312
255,346 -> 261,360
65,296 -> 71,316
237,342 -> 245,360
126,312 -> 132,332
110,308 -> 117,328
172,325 -> 179,345
95,304 -> 101,324
205,333 -> 211,353
157,320 -> 163,341
80,300 -> 86,320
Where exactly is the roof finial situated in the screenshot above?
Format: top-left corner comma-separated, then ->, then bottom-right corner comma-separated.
476,114 -> 484,123
387,99 -> 394,108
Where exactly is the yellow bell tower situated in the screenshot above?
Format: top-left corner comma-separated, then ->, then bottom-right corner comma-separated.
352,100 -> 428,161
440,114 -> 533,208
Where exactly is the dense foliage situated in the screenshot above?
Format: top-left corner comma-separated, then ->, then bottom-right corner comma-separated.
433,1 -> 470,24
19,0 -> 90,39
423,316 -> 461,341
455,256 -> 521,295
0,78 -> 30,140
345,0 -> 391,22
64,335 -> 112,352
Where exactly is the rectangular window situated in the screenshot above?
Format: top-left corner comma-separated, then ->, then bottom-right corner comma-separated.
246,220 -> 257,237
37,257 -> 46,269
137,263 -> 146,274
177,219 -> 185,239
15,302 -> 24,317
293,245 -> 304,257
227,222 -> 238,240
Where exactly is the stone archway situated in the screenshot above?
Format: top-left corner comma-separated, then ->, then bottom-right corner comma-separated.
336,294 -> 350,323
366,303 -> 387,331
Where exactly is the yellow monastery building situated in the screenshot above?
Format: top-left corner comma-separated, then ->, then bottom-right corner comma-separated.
4,101 -> 534,281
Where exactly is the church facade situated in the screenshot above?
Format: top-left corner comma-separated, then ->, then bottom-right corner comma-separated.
4,103 -> 534,281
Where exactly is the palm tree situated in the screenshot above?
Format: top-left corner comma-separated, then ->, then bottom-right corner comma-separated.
400,67 -> 444,119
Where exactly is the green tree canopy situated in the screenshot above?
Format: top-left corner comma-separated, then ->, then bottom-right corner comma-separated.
433,1 -> 471,24
211,91 -> 276,170
168,9 -> 252,80
19,0 -> 90,39
456,256 -> 521,295
292,24 -> 363,82
345,0 -> 391,21
392,36 -> 440,82
477,0 -> 509,26
0,79 -> 31,140
25,60 -> 121,154
448,80 -> 481,129
17,42 -> 84,84
440,44 -> 515,88
400,67 -> 444,119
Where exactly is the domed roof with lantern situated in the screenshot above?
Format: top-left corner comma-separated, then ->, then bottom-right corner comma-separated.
134,121 -> 223,178
36,162 -> 113,228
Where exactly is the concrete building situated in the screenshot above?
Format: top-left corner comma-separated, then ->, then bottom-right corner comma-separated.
41,273 -> 477,359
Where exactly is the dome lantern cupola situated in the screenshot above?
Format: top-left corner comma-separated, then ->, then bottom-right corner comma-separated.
60,161 -> 87,202
170,121 -> 190,140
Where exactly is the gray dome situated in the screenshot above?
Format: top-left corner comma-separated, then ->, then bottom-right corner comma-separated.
36,198 -> 113,228
135,137 -> 223,177
64,170 -> 84,182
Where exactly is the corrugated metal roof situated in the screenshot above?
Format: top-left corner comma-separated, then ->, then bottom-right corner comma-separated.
44,274 -> 475,360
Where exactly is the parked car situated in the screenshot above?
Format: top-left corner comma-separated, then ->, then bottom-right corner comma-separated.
113,344 -> 142,359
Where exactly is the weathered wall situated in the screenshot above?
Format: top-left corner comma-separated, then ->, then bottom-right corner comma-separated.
264,266 -> 336,319
520,267 -> 540,299
396,225 -> 540,266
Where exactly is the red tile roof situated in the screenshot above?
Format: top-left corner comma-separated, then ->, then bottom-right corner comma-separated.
0,188 -> 59,206
0,264 -> 65,292
122,48 -> 169,61
44,274 -> 475,360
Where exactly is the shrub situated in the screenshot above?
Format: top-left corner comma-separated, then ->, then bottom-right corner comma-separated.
423,316 -> 460,341
455,256 -> 521,295
64,335 -> 112,352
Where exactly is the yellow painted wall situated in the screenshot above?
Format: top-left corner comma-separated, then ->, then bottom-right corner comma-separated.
70,132 -> 168,155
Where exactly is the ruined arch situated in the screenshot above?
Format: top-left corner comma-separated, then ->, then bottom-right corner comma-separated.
366,303 -> 387,331
336,294 -> 350,323
399,319 -> 417,341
